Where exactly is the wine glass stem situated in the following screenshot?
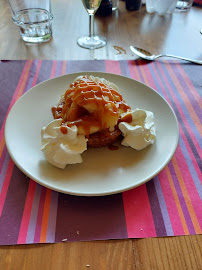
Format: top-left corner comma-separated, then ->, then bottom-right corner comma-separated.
89,14 -> 94,37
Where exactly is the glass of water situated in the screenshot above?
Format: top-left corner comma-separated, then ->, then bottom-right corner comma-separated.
77,0 -> 106,49
8,0 -> 53,43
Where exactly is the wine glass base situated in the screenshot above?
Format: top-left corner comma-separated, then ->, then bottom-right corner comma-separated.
77,35 -> 106,49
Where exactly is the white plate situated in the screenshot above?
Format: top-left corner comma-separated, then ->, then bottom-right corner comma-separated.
5,72 -> 179,196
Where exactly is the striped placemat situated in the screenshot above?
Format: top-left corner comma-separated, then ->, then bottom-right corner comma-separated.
0,60 -> 201,245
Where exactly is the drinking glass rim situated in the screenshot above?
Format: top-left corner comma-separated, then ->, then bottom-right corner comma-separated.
12,8 -> 53,25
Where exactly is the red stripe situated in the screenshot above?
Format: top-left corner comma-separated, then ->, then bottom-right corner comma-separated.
142,62 -> 201,180
165,61 -> 201,135
149,61 -> 174,104
0,146 -> 7,173
40,189 -> 52,243
0,61 -> 32,147
179,124 -> 202,184
128,60 -> 141,81
122,185 -> 156,238
170,61 -> 201,110
158,168 -> 185,235
155,61 -> 201,156
105,60 -> 121,74
174,146 -> 202,231
62,61 -> 67,75
17,180 -> 36,244
173,151 -> 202,234
31,60 -> 42,87
148,61 -> 201,162
0,159 -> 14,216
34,187 -> 46,243
50,61 -> 58,78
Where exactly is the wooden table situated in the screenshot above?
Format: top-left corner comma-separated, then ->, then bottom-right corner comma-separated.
1,0 -> 202,61
0,0 -> 202,269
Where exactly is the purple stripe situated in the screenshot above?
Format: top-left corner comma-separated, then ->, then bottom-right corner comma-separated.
23,60 -> 53,95
55,61 -> 61,76
65,61 -> 70,74
146,180 -> 167,237
179,62 -> 202,95
147,62 -> 165,96
56,61 -> 63,76
46,191 -> 58,243
0,61 -> 26,129
156,61 -> 201,144
0,152 -> 10,194
22,60 -> 38,94
168,162 -> 196,234
164,62 -> 201,136
171,63 -> 201,121
26,184 -> 42,243
0,146 -> 7,174
64,61 -> 68,74
34,187 -> 46,243
154,176 -> 174,236
55,193 -> 128,242
135,60 -> 147,82
68,60 -> 106,73
36,60 -> 53,85
0,165 -> 29,245
119,60 -> 131,77
179,136 -> 202,200
149,62 -> 201,171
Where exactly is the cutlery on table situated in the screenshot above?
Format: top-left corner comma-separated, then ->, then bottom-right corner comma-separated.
130,46 -> 202,65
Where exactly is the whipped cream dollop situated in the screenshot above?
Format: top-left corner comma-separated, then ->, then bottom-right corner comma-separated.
41,119 -> 88,169
119,109 -> 156,150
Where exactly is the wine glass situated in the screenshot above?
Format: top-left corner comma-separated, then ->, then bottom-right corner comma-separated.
77,0 -> 107,49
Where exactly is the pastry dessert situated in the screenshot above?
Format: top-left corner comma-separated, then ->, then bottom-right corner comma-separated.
51,75 -> 131,147
41,75 -> 156,169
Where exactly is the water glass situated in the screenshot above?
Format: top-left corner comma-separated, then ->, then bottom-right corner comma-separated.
146,0 -> 177,15
8,0 -> 53,43
112,0 -> 119,10
176,0 -> 194,10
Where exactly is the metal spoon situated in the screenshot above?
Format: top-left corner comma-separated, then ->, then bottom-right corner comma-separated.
130,46 -> 202,65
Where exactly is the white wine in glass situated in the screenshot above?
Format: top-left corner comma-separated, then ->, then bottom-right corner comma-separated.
77,0 -> 107,49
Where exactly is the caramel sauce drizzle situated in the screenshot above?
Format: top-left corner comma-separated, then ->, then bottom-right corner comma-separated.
120,113 -> 133,124
113,46 -> 126,55
52,76 -> 131,135
60,125 -> 68,134
108,144 -> 119,151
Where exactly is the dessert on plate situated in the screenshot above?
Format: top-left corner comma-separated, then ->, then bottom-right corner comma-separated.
41,75 -> 156,168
